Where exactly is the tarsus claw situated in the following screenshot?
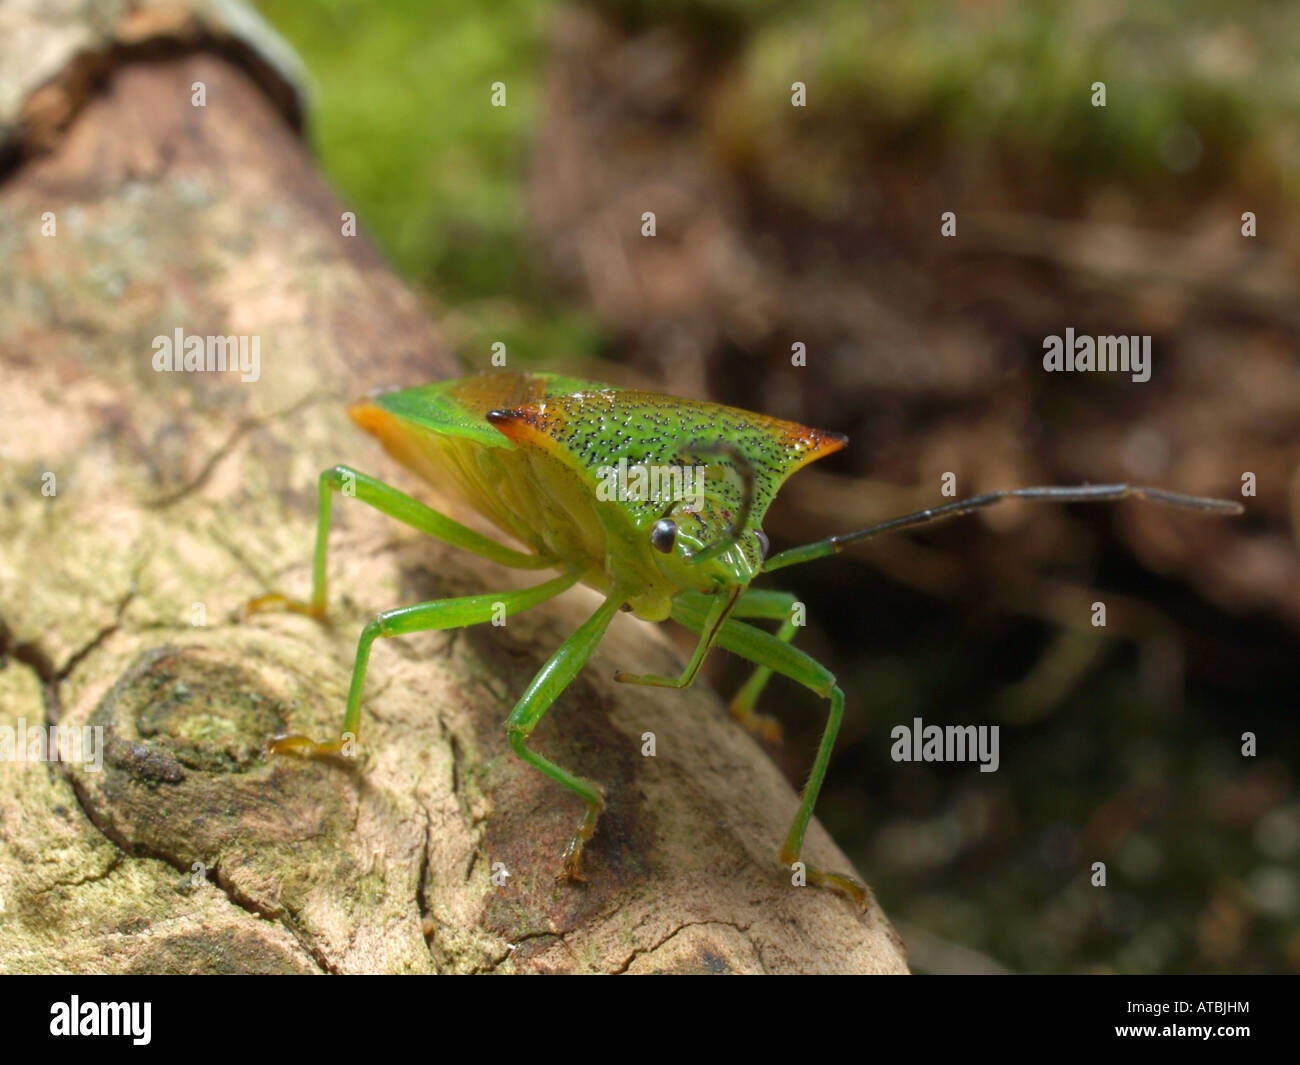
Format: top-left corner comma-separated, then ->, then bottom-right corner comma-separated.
245,593 -> 325,619
268,734 -> 354,758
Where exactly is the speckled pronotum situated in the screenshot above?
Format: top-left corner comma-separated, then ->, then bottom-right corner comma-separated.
249,371 -> 1243,904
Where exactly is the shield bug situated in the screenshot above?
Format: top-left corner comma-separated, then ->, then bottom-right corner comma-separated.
249,371 -> 1242,904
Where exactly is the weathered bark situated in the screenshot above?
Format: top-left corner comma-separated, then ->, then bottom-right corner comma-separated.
0,4 -> 907,973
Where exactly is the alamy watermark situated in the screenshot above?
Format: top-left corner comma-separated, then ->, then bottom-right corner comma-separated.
1,719 -> 104,772
891,717 -> 999,773
151,328 -> 260,382
1043,328 -> 1151,383
596,457 -> 707,511
50,997 -> 150,1045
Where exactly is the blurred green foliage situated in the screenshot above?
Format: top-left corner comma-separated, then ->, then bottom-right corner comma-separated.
258,0 -> 606,365
261,0 -> 1294,311
725,0 -> 1289,215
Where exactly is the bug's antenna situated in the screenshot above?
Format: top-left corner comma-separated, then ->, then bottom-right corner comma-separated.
763,483 -> 1245,573
677,440 -> 756,563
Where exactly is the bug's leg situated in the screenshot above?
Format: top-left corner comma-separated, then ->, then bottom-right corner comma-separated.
677,588 -> 797,742
763,483 -> 1244,574
728,590 -> 799,743
272,573 -> 578,757
671,596 -> 865,907
612,587 -> 739,689
505,593 -> 625,880
248,465 -> 557,618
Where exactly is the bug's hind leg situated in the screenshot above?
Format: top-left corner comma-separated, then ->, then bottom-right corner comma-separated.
271,573 -> 577,758
505,593 -> 624,880
726,590 -> 801,743
727,619 -> 795,744
247,465 -> 557,619
671,597 -> 866,907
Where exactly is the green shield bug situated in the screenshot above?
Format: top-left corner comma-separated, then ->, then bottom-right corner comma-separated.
249,371 -> 1243,905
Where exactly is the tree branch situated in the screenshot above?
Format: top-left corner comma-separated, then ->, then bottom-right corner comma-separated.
0,9 -> 906,974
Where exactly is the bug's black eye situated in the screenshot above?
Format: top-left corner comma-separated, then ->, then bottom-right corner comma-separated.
754,530 -> 770,560
650,518 -> 677,554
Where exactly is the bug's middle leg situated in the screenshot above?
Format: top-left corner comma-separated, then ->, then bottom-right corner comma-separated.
505,593 -> 625,880
272,573 -> 578,757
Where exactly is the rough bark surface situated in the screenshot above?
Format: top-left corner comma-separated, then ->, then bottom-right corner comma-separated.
0,9 -> 907,974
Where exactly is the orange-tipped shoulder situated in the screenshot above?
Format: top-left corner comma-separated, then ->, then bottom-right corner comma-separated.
347,397 -> 394,437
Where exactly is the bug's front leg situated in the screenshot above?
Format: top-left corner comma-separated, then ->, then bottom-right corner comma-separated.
676,588 -> 799,743
270,574 -> 577,758
671,597 -> 866,907
505,593 -> 624,880
612,586 -> 738,690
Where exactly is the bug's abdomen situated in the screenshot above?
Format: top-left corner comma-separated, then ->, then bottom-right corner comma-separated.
455,437 -> 607,566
